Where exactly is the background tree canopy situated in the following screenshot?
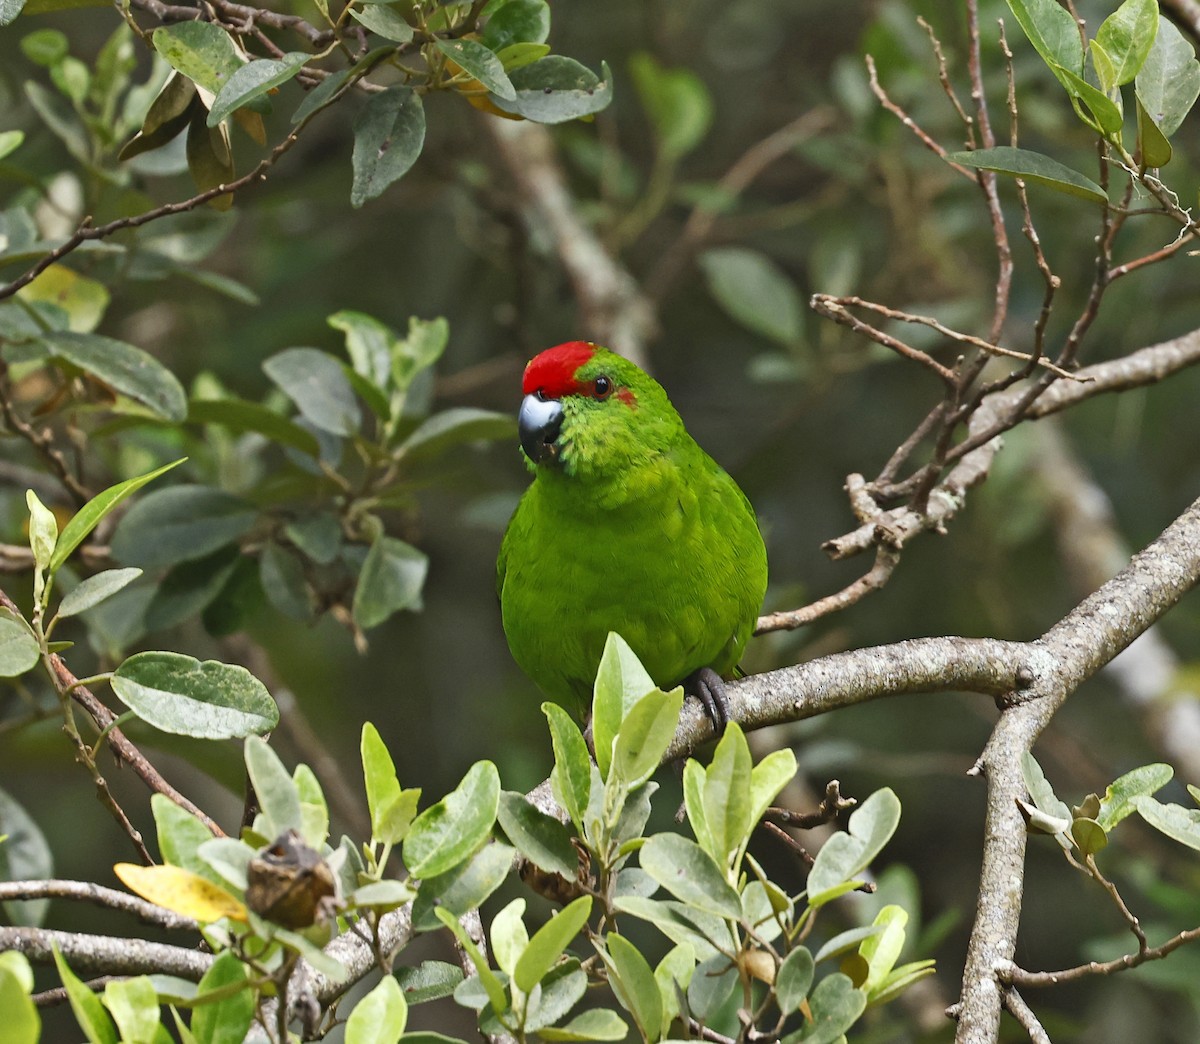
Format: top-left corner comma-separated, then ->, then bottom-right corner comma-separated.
3,0 -> 1200,1040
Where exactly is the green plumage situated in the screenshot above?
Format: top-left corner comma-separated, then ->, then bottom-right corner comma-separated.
497,345 -> 767,714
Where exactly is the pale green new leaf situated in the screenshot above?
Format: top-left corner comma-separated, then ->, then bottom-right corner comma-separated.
592,632 -> 659,781
514,894 -> 592,992
245,735 -> 301,838
599,933 -> 662,1043
345,975 -> 407,1044
807,788 -> 901,906
1098,762 -> 1172,830
50,458 -> 185,573
1095,0 -> 1158,87
404,761 -> 499,878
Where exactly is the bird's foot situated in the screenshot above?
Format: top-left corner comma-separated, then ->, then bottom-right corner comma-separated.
684,667 -> 732,734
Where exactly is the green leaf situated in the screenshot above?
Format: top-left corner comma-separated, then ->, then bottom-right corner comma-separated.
630,52 -> 712,158
654,943 -> 695,1030
345,975 -> 407,1044
1136,97 -> 1173,166
188,397 -> 321,455
110,486 -> 255,572
191,951 -> 253,1044
492,57 -> 613,123
496,791 -> 577,876
411,841 -> 513,930
57,568 -> 143,618
38,331 -> 187,421
592,632 -> 659,781
1022,752 -> 1072,821
25,490 -> 57,571
264,346 -> 362,437
53,945 -> 118,1044
639,832 -> 742,920
682,758 -> 715,860
362,722 -> 420,845
686,952 -> 738,1021
813,925 -> 881,964
259,543 -> 314,622
50,459 -> 184,573
396,408 -> 515,462
352,535 -> 429,629
328,309 -> 395,388
0,130 -> 25,160
391,316 -> 449,390
351,87 -> 426,208
292,66 -> 351,124
0,615 -> 40,678
245,735 -> 301,838
349,3 -> 414,43
435,907 -> 508,1013
404,760 -> 500,878
111,651 -> 278,739
783,972 -> 865,1044
490,897 -> 528,978
807,788 -> 901,906
151,793 -> 218,880
284,514 -> 342,564
0,786 -> 53,926
543,702 -> 591,829
748,748 -> 797,828
599,933 -> 662,1042
197,837 -> 256,890
120,73 -> 195,161
1070,816 -> 1108,856
611,686 -> 684,788
495,41 -> 551,72
537,1008 -> 627,1041
944,146 -> 1108,203
1098,762 -> 1172,830
1054,63 -> 1124,136
102,976 -> 159,1044
0,953 -> 39,1044
152,22 -> 244,95
525,958 -> 587,1033
1134,794 -> 1200,851
393,961 -> 463,1005
144,547 -> 240,632
185,108 -> 234,209
437,39 -> 516,100
699,247 -> 804,347
777,946 -> 815,1014
514,894 -> 592,992
1095,0 -> 1158,87
701,722 -> 753,871
613,896 -> 724,962
1005,0 -> 1084,89
481,0 -> 549,51
350,879 -> 414,911
1136,16 -> 1200,137
859,906 -> 909,997
207,52 -> 308,126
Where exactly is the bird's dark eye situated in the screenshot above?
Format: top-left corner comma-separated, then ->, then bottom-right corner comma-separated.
593,375 -> 613,400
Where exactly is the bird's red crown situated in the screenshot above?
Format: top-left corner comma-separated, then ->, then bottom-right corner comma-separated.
522,341 -> 597,398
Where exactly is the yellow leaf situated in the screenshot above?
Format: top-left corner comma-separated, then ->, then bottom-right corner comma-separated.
18,265 -> 110,333
114,863 -> 247,923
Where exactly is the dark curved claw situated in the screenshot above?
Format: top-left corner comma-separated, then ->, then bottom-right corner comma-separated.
685,666 -> 732,734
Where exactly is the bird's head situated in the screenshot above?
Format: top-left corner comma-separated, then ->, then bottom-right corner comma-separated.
518,342 -> 681,478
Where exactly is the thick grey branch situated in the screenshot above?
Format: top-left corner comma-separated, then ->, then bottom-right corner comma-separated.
0,926 -> 212,979
955,494 -> 1200,1043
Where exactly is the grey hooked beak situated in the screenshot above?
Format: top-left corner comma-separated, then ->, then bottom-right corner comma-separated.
518,392 -> 564,463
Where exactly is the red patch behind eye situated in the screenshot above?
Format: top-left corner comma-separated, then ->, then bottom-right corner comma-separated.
523,341 -> 597,397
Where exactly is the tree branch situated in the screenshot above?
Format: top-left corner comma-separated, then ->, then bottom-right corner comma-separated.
0,880 -> 197,931
0,925 -> 212,980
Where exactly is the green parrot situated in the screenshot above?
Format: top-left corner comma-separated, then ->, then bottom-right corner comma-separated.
496,341 -> 768,729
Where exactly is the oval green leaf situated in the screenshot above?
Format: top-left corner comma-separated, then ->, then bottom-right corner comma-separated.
351,87 -> 426,208
404,760 -> 500,879
943,145 -> 1108,203
111,651 -> 278,739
